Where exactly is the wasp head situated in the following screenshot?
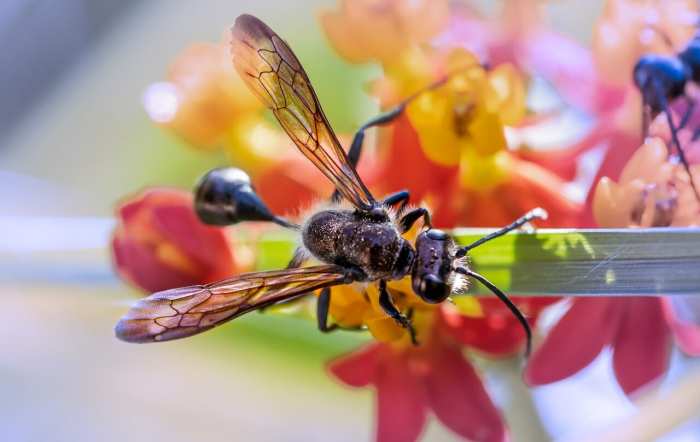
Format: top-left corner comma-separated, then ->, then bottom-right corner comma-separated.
411,229 -> 455,303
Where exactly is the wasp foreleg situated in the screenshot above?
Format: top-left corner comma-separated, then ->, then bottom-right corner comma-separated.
378,280 -> 418,345
398,207 -> 431,233
382,190 -> 410,216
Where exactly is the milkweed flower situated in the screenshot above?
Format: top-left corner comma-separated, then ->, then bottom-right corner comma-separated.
329,309 -> 508,442
319,0 -> 449,65
371,47 -> 581,228
111,188 -> 236,293
525,138 -> 700,396
142,42 -> 287,175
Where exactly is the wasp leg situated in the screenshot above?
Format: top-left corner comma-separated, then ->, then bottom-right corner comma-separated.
286,247 -> 309,269
378,280 -> 418,345
258,247 -> 309,313
399,207 -> 431,233
383,190 -> 410,207
331,106 -> 408,203
382,190 -> 410,216
317,285 -> 367,333
316,287 -> 338,332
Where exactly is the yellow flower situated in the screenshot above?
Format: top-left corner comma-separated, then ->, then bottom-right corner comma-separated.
388,48 -> 526,192
324,221 -> 440,346
319,0 -> 449,64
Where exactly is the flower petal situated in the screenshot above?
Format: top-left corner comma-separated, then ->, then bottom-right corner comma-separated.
375,114 -> 456,203
375,350 -> 428,442
424,342 -> 507,442
525,298 -> 619,386
441,305 -> 526,356
612,298 -> 671,396
662,297 -> 700,356
151,203 -> 235,282
327,343 -> 383,388
111,233 -> 195,292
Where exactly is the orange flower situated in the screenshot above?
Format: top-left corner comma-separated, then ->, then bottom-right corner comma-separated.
143,42 -> 286,174
593,137 -> 700,228
592,0 -> 699,86
319,0 -> 449,64
111,188 -> 236,293
144,42 -> 260,147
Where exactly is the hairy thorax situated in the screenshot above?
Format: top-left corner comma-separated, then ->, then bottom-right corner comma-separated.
301,209 -> 412,281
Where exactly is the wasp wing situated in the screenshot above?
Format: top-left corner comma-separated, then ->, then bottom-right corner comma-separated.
115,265 -> 349,343
231,14 -> 375,210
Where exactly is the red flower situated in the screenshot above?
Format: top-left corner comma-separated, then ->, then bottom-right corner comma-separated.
254,154 -> 332,216
526,141 -> 700,395
524,297 -> 671,396
373,114 -> 455,205
376,114 -> 582,228
329,312 -> 507,442
111,188 -> 236,293
441,298 -> 560,356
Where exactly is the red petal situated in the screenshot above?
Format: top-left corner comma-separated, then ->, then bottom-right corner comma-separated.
612,298 -> 671,396
111,234 -> 194,293
376,114 -> 456,204
441,308 -> 527,356
327,343 -> 383,388
256,155 -> 330,216
117,188 -> 188,224
525,298 -> 619,385
374,350 -> 428,442
425,342 -> 507,442
662,298 -> 700,356
151,204 -> 235,281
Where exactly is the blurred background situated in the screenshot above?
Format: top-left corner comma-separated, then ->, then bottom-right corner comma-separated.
1,1 -> 699,441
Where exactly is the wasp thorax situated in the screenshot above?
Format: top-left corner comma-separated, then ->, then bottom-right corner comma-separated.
301,209 -> 412,281
194,167 -> 277,226
412,229 -> 454,303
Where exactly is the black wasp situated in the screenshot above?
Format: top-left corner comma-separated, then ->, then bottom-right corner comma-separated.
633,27 -> 700,201
115,14 -> 545,354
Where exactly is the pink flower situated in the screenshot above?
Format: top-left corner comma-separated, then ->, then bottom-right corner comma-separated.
111,188 -> 236,293
526,139 -> 700,395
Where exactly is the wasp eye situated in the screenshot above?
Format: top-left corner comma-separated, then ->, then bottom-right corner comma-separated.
418,274 -> 451,304
194,167 -> 277,226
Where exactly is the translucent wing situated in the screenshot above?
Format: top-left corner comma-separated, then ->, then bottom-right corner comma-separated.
115,265 -> 350,343
230,14 -> 375,210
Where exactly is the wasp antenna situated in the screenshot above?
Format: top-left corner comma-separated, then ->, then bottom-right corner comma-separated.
194,167 -> 298,229
455,208 -> 548,258
454,267 -> 532,357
